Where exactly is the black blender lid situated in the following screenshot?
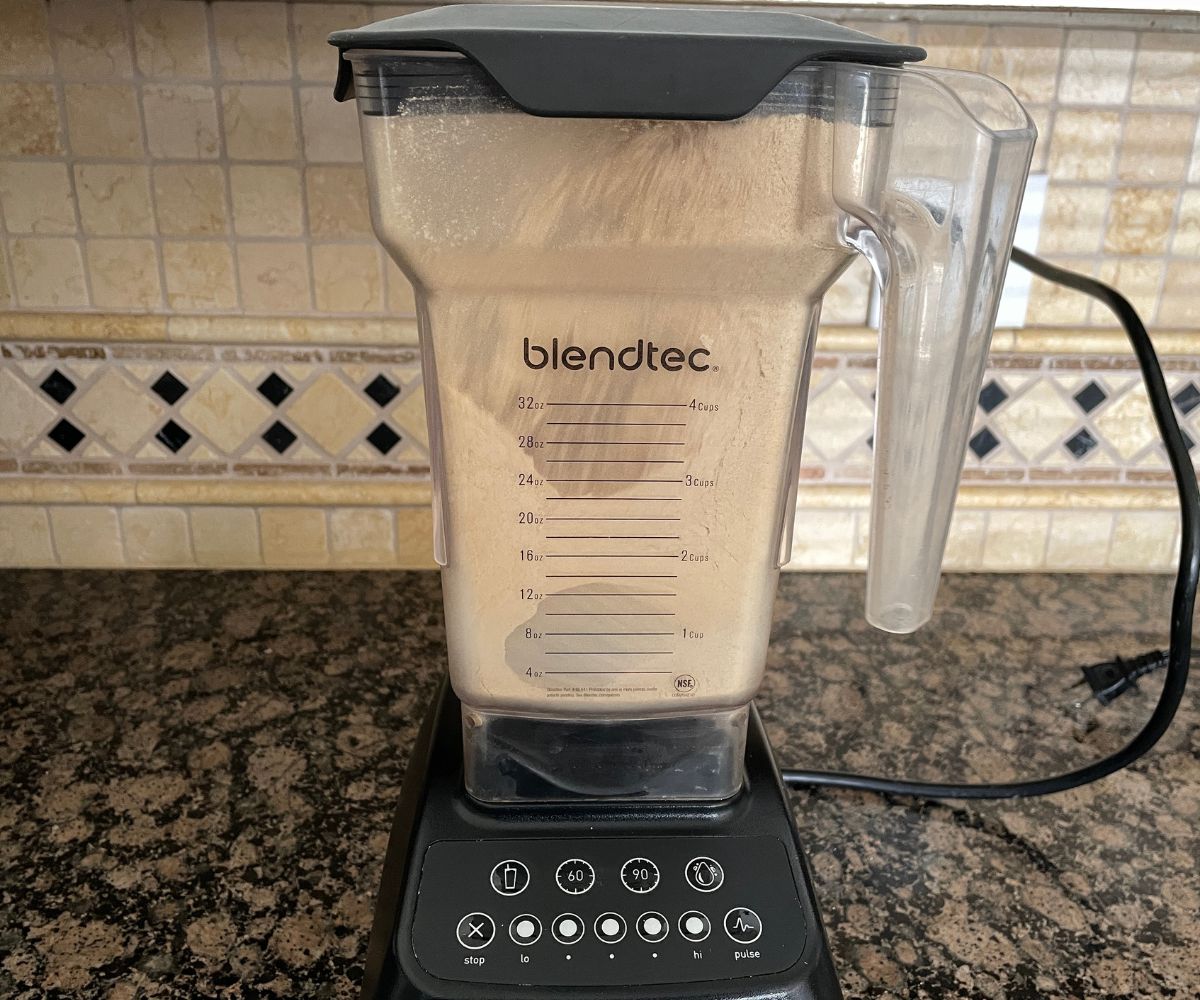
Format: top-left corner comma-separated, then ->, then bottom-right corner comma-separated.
329,3 -> 925,121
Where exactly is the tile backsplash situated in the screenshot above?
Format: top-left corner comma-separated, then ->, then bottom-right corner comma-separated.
0,1 -> 1197,572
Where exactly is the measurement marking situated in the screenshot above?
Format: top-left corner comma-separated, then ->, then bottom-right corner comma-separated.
546,651 -> 673,656
547,478 -> 683,484
547,497 -> 682,501
545,535 -> 681,540
544,593 -> 676,597
547,402 -> 688,408
545,670 -> 675,675
547,421 -> 686,427
546,517 -> 682,521
545,460 -> 685,464
545,554 -> 677,559
545,613 -> 676,617
546,441 -> 686,446
546,574 -> 678,579
545,632 -> 674,636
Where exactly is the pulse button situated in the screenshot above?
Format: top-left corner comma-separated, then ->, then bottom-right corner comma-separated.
685,857 -> 724,892
724,907 -> 762,944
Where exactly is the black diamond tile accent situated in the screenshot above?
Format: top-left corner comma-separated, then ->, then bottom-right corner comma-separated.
1073,380 -> 1107,414
865,434 -> 874,451
978,380 -> 1008,413
1184,429 -> 1196,453
155,419 -> 191,453
1064,428 -> 1098,459
364,374 -> 400,407
151,370 -> 188,405
48,418 -> 85,452
968,427 -> 1000,459
39,369 -> 76,404
257,372 -> 293,406
262,420 -> 297,454
366,422 -> 402,455
1173,382 -> 1200,415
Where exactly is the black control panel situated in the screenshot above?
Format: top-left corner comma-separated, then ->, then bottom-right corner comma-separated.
409,836 -> 806,986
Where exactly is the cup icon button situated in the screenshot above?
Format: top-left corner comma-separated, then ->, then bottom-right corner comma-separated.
490,860 -> 530,896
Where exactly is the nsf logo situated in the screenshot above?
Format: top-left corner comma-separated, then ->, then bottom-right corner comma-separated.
673,674 -> 697,694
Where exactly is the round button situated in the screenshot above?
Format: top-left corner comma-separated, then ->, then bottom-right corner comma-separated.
685,856 -> 724,892
636,911 -> 668,943
723,907 -> 762,944
594,912 -> 627,944
490,859 -> 530,896
555,858 -> 595,895
620,857 -> 660,893
456,912 -> 495,949
509,914 -> 542,946
678,910 -> 711,942
552,913 -> 585,945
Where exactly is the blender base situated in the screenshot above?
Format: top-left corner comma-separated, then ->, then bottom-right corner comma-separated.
360,678 -> 842,1000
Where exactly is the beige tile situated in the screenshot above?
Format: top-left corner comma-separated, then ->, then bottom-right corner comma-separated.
1045,510 -> 1113,570
788,509 -> 856,569
0,83 -> 63,156
385,258 -> 418,314
1108,511 -> 1178,570
0,162 -> 76,235
50,506 -> 124,567
86,239 -> 162,311
237,242 -> 311,313
1094,258 -> 1164,330
121,507 -> 193,567
190,506 -> 262,567
1047,110 -> 1121,183
330,508 -> 394,566
1190,120 -> 1200,186
143,84 -> 220,159
153,164 -> 228,236
48,0 -> 132,80
980,510 -> 1049,571
1160,261 -> 1200,328
1094,386 -> 1156,459
802,380 -> 874,459
1025,104 -> 1052,174
306,165 -> 372,238
293,3 -> 367,82
213,2 -> 291,80
1104,187 -> 1176,256
916,24 -> 986,72
390,383 -> 427,448
64,83 -> 142,158
179,369 -> 272,452
260,507 -> 329,566
75,164 -> 154,236
9,237 -> 87,308
396,506 -> 436,568
1035,185 -> 1108,256
993,380 -> 1078,461
820,256 -> 872,326
1171,190 -> 1200,257
162,241 -> 237,311
299,86 -> 362,163
0,506 -> 55,566
1,0 -> 54,76
222,85 -> 298,160
286,371 -> 374,453
230,165 -> 303,237
0,369 -> 56,451
1132,33 -> 1200,107
132,0 -> 212,78
311,243 -> 383,313
941,510 -> 987,571
1058,30 -> 1135,105
74,369 -> 166,451
986,26 -> 1063,105
0,249 -> 11,309
1118,111 -> 1195,184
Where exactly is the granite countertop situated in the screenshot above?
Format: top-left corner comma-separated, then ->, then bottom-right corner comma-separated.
1,570 -> 1196,999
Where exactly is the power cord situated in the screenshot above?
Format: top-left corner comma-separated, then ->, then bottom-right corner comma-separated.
781,246 -> 1199,800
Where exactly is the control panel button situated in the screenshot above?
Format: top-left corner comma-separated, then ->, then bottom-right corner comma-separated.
489,860 -> 530,896
594,912 -> 627,944
685,856 -> 724,892
678,910 -> 711,942
620,857 -> 660,893
555,858 -> 596,895
456,912 -> 495,949
552,913 -> 585,945
636,911 -> 669,943
509,914 -> 543,946
723,907 -> 762,944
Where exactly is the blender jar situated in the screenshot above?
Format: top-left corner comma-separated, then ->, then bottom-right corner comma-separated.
331,5 -> 1035,803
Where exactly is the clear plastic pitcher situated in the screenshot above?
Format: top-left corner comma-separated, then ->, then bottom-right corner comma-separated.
331,4 -> 1035,803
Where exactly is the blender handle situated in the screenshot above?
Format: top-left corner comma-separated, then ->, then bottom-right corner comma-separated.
832,65 -> 1036,633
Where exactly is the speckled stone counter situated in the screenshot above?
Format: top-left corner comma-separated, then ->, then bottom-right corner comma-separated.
1,571 -> 1196,999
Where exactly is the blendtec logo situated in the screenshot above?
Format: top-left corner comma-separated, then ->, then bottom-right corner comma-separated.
523,337 -> 711,373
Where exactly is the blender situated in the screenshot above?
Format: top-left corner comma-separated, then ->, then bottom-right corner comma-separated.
329,5 -> 1035,998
